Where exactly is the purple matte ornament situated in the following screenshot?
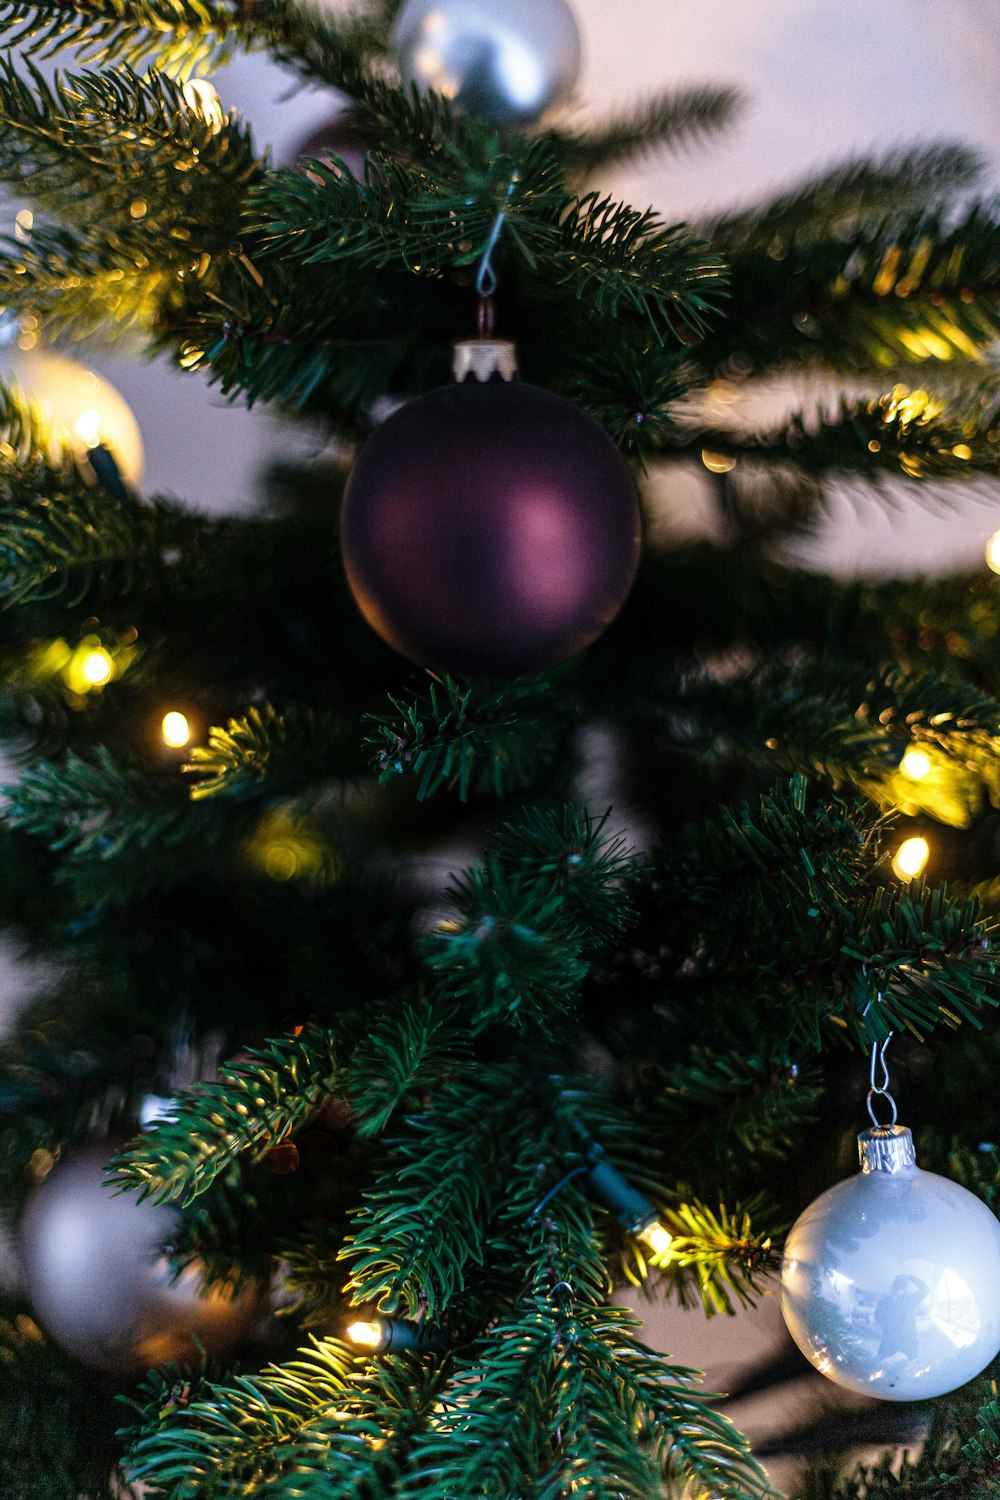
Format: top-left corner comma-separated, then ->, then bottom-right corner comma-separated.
341,340 -> 641,677
287,110 -> 370,178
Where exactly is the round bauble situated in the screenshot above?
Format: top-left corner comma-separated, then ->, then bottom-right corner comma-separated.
20,1141 -> 263,1374
341,340 -> 640,677
781,1125 -> 1000,1401
287,109 -> 371,179
391,0 -> 581,128
0,344 -> 144,488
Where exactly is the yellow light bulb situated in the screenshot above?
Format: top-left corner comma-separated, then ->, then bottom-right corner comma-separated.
638,1220 -> 673,1262
161,710 -> 192,749
346,1320 -> 383,1349
892,836 -> 930,881
899,747 -> 932,781
987,530 -> 1000,574
74,408 -> 103,450
182,79 -> 225,135
80,648 -> 114,687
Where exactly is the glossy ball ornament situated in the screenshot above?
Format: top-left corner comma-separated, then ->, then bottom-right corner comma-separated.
0,343 -> 144,487
390,0 -> 581,128
341,340 -> 640,677
781,1125 -> 1000,1401
20,1142 -> 263,1374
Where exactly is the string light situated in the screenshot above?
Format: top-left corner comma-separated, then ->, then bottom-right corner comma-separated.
345,1316 -> 444,1354
892,836 -> 930,881
161,711 -> 192,749
583,1152 -> 673,1265
182,79 -> 225,135
987,529 -> 1000,574
899,747 -> 932,781
81,650 -> 113,686
637,1220 -> 674,1262
73,408 -> 103,450
346,1320 -> 383,1349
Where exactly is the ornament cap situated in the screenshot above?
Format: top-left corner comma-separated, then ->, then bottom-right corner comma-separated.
452,339 -> 519,384
858,1124 -> 917,1175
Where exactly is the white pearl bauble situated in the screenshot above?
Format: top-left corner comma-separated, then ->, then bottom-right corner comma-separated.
390,0 -> 581,128
781,1130 -> 1000,1401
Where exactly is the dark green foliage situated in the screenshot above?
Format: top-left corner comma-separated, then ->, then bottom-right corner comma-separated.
0,1298 -> 127,1500
4,2 -> 1000,1496
348,998 -> 468,1138
110,1026 -> 340,1205
706,142 -> 986,253
548,83 -> 746,173
184,703 -> 357,802
341,1063 -> 529,1317
367,674 -> 566,800
643,776 -> 998,1045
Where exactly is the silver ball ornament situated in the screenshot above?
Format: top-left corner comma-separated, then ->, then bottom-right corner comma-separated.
20,1142 -> 264,1374
781,1125 -> 1000,1401
390,0 -> 581,128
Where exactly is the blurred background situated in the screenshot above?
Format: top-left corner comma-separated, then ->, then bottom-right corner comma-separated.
4,1 -> 1000,1489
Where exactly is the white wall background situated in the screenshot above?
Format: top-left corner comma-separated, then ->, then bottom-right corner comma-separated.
4,3 -> 1000,1486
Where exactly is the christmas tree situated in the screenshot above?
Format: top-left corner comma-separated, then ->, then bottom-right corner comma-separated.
1,2 -> 1000,1496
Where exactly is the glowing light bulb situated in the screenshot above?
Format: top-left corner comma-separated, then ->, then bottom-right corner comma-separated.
900,747 -> 932,781
987,530 -> 1000,574
74,408 -> 103,450
892,836 -> 930,881
182,79 -> 225,135
80,648 -> 114,687
346,1320 -> 383,1349
161,710 -> 191,748
638,1220 -> 673,1262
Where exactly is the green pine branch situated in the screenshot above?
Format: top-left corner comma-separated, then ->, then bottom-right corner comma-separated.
424,809 -> 635,1031
366,675 -> 567,802
706,142 -> 986,253
690,387 -> 1000,484
347,997 -> 468,1139
651,1197 -> 779,1317
658,1046 -> 824,1168
0,62 -> 260,234
562,338 -> 691,450
109,1025 -> 340,1206
124,1340 -> 449,1499
0,483 -> 211,609
639,777 -> 1000,1045
340,1064 -> 529,1318
708,201 -> 1000,377
424,864 -> 589,1034
4,748 -> 201,861
0,0 -> 392,86
0,222 -> 175,340
548,83 -> 746,174
184,704 -> 357,803
661,659 -> 1000,789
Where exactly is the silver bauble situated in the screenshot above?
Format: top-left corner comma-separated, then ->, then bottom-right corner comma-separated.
781,1125 -> 1000,1401
390,0 -> 581,128
20,1142 -> 264,1374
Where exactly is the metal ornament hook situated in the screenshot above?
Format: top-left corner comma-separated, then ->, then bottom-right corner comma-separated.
866,1029 -> 898,1129
473,165 -> 521,310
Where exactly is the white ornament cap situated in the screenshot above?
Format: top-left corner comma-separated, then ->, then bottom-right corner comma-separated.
858,1124 -> 917,1175
452,339 -> 519,384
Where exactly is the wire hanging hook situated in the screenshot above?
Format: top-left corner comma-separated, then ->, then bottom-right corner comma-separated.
866,1028 -> 898,1129
473,163 -> 521,327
